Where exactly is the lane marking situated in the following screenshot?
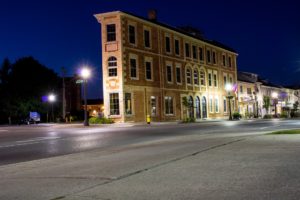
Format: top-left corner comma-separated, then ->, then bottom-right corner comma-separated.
260,125 -> 281,130
0,136 -> 61,149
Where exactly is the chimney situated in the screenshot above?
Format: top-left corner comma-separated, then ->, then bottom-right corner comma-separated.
148,10 -> 157,21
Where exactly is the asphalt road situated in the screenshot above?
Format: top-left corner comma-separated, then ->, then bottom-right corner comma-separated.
0,119 -> 299,166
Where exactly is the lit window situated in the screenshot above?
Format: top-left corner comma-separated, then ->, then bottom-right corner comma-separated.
151,96 -> 157,116
223,97 -> 227,113
165,96 -> 174,115
215,97 -> 219,113
209,97 -> 213,113
108,56 -> 117,77
125,93 -> 132,115
109,93 -> 119,115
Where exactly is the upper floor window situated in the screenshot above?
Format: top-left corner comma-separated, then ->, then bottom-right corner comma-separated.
128,25 -> 136,44
212,51 -> 216,64
145,61 -> 152,80
208,72 -> 212,86
165,36 -> 171,53
199,47 -> 204,61
130,57 -> 137,78
223,75 -> 227,85
200,70 -> 206,86
207,50 -> 211,63
144,29 -> 151,48
175,39 -> 180,55
240,85 -> 243,93
108,56 -> 117,77
194,69 -> 199,85
213,73 -> 218,87
228,56 -> 232,67
107,24 -> 116,42
176,66 -> 181,84
247,88 -> 252,95
192,45 -> 197,59
185,43 -> 190,57
186,68 -> 192,85
166,65 -> 172,83
222,55 -> 226,66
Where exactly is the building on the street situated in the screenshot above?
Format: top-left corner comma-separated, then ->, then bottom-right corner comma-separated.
82,99 -> 104,117
94,10 -> 238,122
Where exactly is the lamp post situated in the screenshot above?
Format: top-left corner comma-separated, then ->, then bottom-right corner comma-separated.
272,92 -> 278,116
48,94 -> 56,122
80,67 -> 91,126
225,83 -> 233,120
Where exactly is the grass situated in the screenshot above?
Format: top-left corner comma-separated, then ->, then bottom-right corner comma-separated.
268,129 -> 300,135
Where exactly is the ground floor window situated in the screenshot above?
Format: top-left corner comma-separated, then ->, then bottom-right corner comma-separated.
125,93 -> 132,115
215,97 -> 219,113
150,96 -> 156,116
209,97 -> 213,113
223,97 -> 227,113
109,93 -> 119,115
165,96 -> 174,115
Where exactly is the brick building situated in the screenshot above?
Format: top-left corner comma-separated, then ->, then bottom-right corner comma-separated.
95,11 -> 238,122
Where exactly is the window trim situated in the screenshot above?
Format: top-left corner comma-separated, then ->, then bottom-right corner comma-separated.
145,57 -> 153,81
165,34 -> 171,54
143,27 -> 152,49
128,23 -> 137,45
164,96 -> 175,115
175,64 -> 182,85
109,92 -> 120,116
106,24 -> 116,42
129,54 -> 139,80
107,56 -> 117,77
186,68 -> 192,85
124,92 -> 133,116
166,64 -> 173,84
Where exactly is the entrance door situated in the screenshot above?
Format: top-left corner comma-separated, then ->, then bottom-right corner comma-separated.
202,96 -> 207,119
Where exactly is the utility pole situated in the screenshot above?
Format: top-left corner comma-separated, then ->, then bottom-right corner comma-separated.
61,67 -> 66,122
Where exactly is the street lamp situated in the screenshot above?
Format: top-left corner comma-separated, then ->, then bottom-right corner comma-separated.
272,92 -> 278,116
225,83 -> 234,120
80,67 -> 91,126
48,94 -> 56,122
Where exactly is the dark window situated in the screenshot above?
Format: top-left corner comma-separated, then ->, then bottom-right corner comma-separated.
208,73 -> 212,86
212,51 -> 216,64
165,96 -> 174,115
223,75 -> 227,85
175,39 -> 180,55
107,24 -> 116,42
222,55 -> 226,66
200,70 -> 205,85
186,69 -> 192,85
228,56 -> 232,67
165,36 -> 171,53
176,67 -> 181,83
129,25 -> 136,44
214,74 -> 217,87
130,58 -> 137,78
166,65 -> 172,82
199,47 -> 204,61
240,86 -> 243,93
125,93 -> 132,115
185,43 -> 190,57
223,98 -> 227,112
109,93 -> 119,115
207,50 -> 211,63
145,61 -> 152,80
108,56 -> 117,77
144,29 -> 150,48
151,96 -> 157,116
192,45 -> 197,59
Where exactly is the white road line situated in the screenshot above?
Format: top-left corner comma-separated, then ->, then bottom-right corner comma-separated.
0,136 -> 61,148
260,125 -> 281,130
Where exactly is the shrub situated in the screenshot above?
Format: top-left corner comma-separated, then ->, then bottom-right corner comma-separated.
232,112 -> 241,120
182,117 -> 195,123
263,114 -> 273,119
89,117 -> 114,124
280,111 -> 288,118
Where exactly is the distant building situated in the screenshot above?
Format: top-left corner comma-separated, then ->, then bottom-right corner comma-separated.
95,11 -> 238,122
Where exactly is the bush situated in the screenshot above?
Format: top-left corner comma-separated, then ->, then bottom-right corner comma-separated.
263,114 -> 273,119
182,117 -> 195,123
291,111 -> 300,118
89,117 -> 114,124
232,112 -> 241,120
280,111 -> 289,118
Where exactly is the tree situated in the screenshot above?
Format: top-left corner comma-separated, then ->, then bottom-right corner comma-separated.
263,96 -> 271,114
0,57 -> 60,124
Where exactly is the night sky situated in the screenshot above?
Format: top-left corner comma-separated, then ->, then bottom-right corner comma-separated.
1,0 -> 300,98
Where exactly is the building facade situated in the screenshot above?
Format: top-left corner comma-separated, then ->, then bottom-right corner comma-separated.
95,11 -> 238,122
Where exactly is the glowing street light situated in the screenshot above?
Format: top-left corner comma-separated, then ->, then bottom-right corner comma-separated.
225,83 -> 233,120
80,67 -> 91,126
48,94 -> 56,122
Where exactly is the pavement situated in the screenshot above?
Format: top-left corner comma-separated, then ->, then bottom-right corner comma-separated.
1,129 -> 300,200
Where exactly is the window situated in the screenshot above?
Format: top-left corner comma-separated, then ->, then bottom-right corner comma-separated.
194,69 -> 199,85
192,45 -> 197,59
213,73 -> 217,87
107,24 -> 116,42
222,55 -> 226,66
144,29 -> 151,48
200,70 -> 206,86
212,51 -> 216,64
166,65 -> 172,83
186,68 -> 192,85
125,93 -> 132,115
175,39 -> 180,55
215,97 -> 219,113
165,96 -> 174,115
223,97 -> 227,113
130,58 -> 137,78
208,72 -> 212,86
176,66 -> 181,83
109,93 -> 119,115
207,50 -> 211,63
108,56 -> 117,77
229,76 -> 233,83
145,61 -> 152,80
151,96 -> 157,116
199,47 -> 204,61
165,36 -> 171,53
240,85 -> 243,93
247,88 -> 252,95
228,56 -> 232,67
223,75 -> 227,85
129,25 -> 136,44
185,43 -> 190,57
209,97 -> 213,113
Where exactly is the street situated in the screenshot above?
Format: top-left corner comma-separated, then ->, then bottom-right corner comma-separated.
0,119 -> 300,199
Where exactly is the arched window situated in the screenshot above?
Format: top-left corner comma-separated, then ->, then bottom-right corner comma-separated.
108,56 -> 117,77
194,69 -> 199,85
195,96 -> 201,119
188,96 -> 194,118
186,68 -> 191,85
200,70 -> 206,86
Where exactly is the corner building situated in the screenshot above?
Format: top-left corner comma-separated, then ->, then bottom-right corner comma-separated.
95,11 -> 238,122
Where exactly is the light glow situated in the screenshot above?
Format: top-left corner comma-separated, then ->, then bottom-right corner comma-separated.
80,67 -> 91,79
272,92 -> 278,99
225,83 -> 233,92
48,94 -> 56,102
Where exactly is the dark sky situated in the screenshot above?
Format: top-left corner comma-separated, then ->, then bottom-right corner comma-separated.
1,0 -> 300,98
